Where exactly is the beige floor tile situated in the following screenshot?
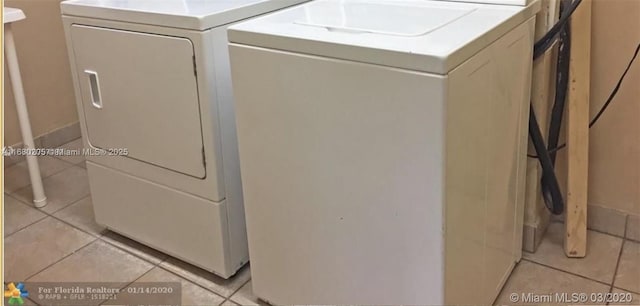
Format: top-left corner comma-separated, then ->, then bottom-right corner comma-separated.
5,156 -> 74,193
119,267 -> 226,306
100,231 -> 168,264
611,288 -> 640,305
4,217 -> 96,281
614,241 -> 640,294
220,299 -> 240,306
627,215 -> 640,242
4,151 -> 26,169
55,138 -> 85,165
28,240 -> 154,283
159,258 -> 250,298
230,281 -> 269,306
27,240 -> 154,306
524,222 -> 623,283
495,261 -> 611,305
13,166 -> 90,214
4,194 -> 47,236
53,196 -> 105,236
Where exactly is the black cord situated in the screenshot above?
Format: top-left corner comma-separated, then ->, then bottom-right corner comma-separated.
533,0 -> 583,59
589,42 -> 640,128
546,1 -> 571,164
528,42 -> 640,159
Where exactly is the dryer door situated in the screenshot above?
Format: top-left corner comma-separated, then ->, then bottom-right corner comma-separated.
70,25 -> 206,178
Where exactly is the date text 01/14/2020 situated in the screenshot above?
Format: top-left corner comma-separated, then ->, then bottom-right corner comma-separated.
2,146 -> 129,157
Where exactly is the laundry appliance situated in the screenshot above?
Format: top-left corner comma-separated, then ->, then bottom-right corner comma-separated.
229,0 -> 540,302
61,0 -> 308,278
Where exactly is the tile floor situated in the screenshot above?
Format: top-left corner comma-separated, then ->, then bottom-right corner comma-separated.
4,138 -> 640,305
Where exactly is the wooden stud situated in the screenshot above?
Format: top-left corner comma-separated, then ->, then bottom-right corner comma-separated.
523,0 -> 560,253
565,0 -> 592,258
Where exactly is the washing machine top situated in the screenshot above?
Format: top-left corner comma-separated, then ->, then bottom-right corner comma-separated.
228,0 -> 540,74
61,0 -> 309,31
429,0 -> 535,5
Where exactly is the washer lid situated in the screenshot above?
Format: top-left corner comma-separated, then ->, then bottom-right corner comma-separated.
60,0 -> 309,30
293,2 -> 477,37
429,0 -> 535,5
229,0 -> 540,74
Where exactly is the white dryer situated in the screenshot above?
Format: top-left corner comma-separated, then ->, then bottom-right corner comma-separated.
229,0 -> 540,303
61,0 -> 307,278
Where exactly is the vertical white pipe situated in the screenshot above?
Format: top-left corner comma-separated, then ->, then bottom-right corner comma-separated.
4,23 -> 47,208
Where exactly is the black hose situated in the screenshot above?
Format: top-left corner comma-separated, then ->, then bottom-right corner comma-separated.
528,0 -> 584,215
529,105 -> 565,215
533,0 -> 583,59
527,41 -> 640,160
546,0 -> 571,164
539,0 -> 572,214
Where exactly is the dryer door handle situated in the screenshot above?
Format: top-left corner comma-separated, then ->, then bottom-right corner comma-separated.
84,70 -> 103,109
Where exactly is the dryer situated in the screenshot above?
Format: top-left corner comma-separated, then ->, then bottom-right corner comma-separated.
61,0 -> 307,278
229,0 -> 540,303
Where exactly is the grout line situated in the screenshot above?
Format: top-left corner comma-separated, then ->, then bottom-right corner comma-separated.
611,286 -> 640,296
7,171 -> 90,216
8,194 -> 97,236
3,194 -> 49,237
610,216 -> 629,293
153,262 -> 228,302
225,277 -> 251,304
4,158 -> 241,304
622,214 -> 640,243
3,213 -> 48,239
4,157 -> 75,195
23,240 -> 97,282
45,194 -> 91,216
6,158 -> 241,304
7,193 -> 165,268
97,233 -> 168,267
6,190 -> 240,299
589,227 -> 627,240
521,258 -> 614,287
234,278 -> 251,296
624,214 -> 629,240
548,219 -> 629,240
493,260 -> 520,305
95,263 -> 160,306
3,215 -> 57,240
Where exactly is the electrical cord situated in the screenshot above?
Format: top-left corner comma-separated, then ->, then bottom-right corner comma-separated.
527,0 -> 581,215
537,0 -> 572,215
533,0 -> 583,59
528,42 -> 640,159
546,2 -> 571,164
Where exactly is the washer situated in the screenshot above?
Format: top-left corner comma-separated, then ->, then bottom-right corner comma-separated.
61,0 -> 307,278
229,0 -> 540,303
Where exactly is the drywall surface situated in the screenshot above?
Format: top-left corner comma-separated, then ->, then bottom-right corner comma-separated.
4,0 -> 78,146
588,0 -> 640,215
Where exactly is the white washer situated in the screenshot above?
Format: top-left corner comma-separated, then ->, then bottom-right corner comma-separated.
229,0 -> 540,303
61,0 -> 307,278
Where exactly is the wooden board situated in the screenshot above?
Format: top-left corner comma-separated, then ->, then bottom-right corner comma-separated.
565,0 -> 592,258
